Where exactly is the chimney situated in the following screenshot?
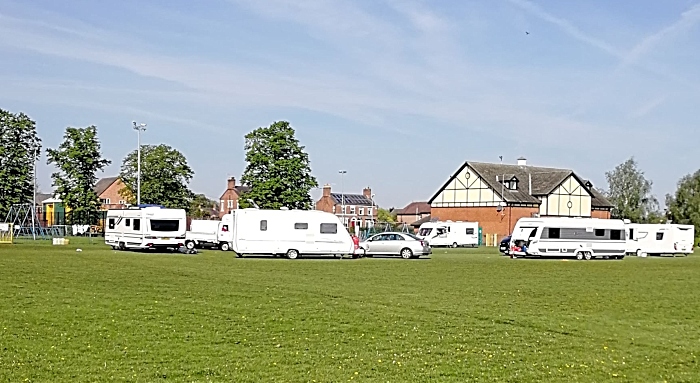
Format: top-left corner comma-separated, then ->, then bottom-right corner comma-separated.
517,157 -> 527,166
227,177 -> 236,190
363,187 -> 371,198
323,184 -> 331,197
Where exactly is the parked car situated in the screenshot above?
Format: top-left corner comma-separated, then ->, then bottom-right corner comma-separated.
356,232 -> 431,259
499,235 -> 511,255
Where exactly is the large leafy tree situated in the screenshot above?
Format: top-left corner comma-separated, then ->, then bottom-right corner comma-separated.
0,109 -> 42,218
604,157 -> 659,222
46,126 -> 110,224
119,144 -> 194,210
240,121 -> 318,209
666,170 -> 700,239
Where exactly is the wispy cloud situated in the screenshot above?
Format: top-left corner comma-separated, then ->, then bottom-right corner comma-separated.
628,94 -> 669,119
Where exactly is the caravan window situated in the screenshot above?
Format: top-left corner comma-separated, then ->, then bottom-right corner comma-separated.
320,223 -> 337,234
150,220 -> 179,231
656,232 -> 664,240
125,219 -> 131,227
260,220 -> 267,231
466,228 -> 475,235
629,229 -> 634,240
133,219 -> 141,231
108,218 -> 115,230
548,228 -> 560,239
294,223 -> 308,230
595,229 -> 605,237
610,230 -> 622,240
418,228 -> 432,236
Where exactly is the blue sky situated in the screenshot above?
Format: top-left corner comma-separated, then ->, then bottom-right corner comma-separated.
1,0 -> 699,209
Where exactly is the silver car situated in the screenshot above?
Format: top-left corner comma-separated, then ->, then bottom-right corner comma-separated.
357,232 -> 432,259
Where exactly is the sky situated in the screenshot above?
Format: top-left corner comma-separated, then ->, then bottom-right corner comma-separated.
1,0 -> 699,209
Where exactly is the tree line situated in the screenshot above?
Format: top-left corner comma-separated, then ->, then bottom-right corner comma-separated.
0,109 -> 319,224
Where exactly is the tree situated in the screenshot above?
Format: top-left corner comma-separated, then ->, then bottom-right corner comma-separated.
604,157 -> 659,222
190,194 -> 217,219
666,170 -> 700,238
119,144 -> 194,210
0,109 -> 42,218
377,208 -> 396,223
46,126 -> 110,224
239,121 -> 318,209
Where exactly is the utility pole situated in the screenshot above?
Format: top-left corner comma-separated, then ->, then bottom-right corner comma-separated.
339,170 -> 347,226
132,121 -> 147,206
32,147 -> 36,240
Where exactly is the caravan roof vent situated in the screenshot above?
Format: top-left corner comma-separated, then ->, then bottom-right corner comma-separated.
280,207 -> 289,210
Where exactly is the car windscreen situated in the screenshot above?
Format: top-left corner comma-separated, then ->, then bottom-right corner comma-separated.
150,220 -> 180,232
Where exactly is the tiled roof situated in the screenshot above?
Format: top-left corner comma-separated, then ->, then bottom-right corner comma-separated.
397,201 -> 431,215
410,215 -> 432,227
235,186 -> 251,194
429,161 -> 613,209
330,193 -> 373,206
94,176 -> 119,196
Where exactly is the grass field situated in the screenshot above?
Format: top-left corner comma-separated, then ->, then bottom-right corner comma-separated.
1,239 -> 698,382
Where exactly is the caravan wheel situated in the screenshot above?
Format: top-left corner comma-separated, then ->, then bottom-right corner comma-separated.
220,242 -> 230,251
185,241 -> 196,250
286,249 -> 300,259
452,242 -> 458,248
584,251 -> 593,260
575,251 -> 584,260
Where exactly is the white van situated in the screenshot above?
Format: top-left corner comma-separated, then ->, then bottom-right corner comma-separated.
625,223 -> 695,257
105,206 -> 186,250
509,217 -> 626,260
217,208 -> 354,259
417,221 -> 479,248
185,219 -> 224,249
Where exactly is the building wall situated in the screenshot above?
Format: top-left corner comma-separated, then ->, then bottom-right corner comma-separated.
431,166 -> 504,208
219,189 -> 241,217
591,209 -> 611,219
539,175 -> 592,217
99,179 -> 127,210
431,206 -> 539,238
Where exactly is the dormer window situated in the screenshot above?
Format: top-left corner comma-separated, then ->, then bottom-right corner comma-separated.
509,180 -> 518,190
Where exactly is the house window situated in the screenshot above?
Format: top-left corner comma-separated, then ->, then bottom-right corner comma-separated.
228,200 -> 233,208
125,219 -> 131,227
221,200 -> 225,209
101,198 -> 110,205
359,207 -> 364,215
350,206 -> 356,214
610,230 -> 622,240
510,181 -> 518,190
260,220 -> 267,231
320,223 -> 337,234
595,229 -> 605,237
368,207 -> 373,216
235,200 -> 239,209
108,218 -> 115,230
294,223 -> 308,230
332,205 -> 336,213
133,219 -> 140,231
118,200 -> 125,205
656,232 -> 664,240
342,206 -> 347,214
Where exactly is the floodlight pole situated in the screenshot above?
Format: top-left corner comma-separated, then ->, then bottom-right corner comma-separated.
133,121 -> 147,206
32,147 -> 36,240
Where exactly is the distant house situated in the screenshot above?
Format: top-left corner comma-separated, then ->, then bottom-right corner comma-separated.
95,176 -> 127,210
219,177 -> 250,218
396,201 -> 431,226
428,157 -> 613,237
315,184 -> 377,228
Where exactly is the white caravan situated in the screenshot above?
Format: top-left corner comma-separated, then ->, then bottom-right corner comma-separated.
105,206 -> 187,250
509,217 -> 627,260
417,221 -> 479,248
625,223 -> 695,257
217,208 -> 354,259
185,219 -> 224,249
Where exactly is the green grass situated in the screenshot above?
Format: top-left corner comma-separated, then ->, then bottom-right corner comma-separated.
1,240 -> 698,382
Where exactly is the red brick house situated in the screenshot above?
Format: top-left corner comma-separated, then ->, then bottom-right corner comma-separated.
396,201 -> 431,225
95,176 -> 128,210
219,177 -> 250,218
315,184 -> 378,228
428,158 -> 613,238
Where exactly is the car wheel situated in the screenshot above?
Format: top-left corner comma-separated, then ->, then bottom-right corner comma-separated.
400,248 -> 413,259
185,241 -> 195,250
220,242 -> 230,251
286,249 -> 300,259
